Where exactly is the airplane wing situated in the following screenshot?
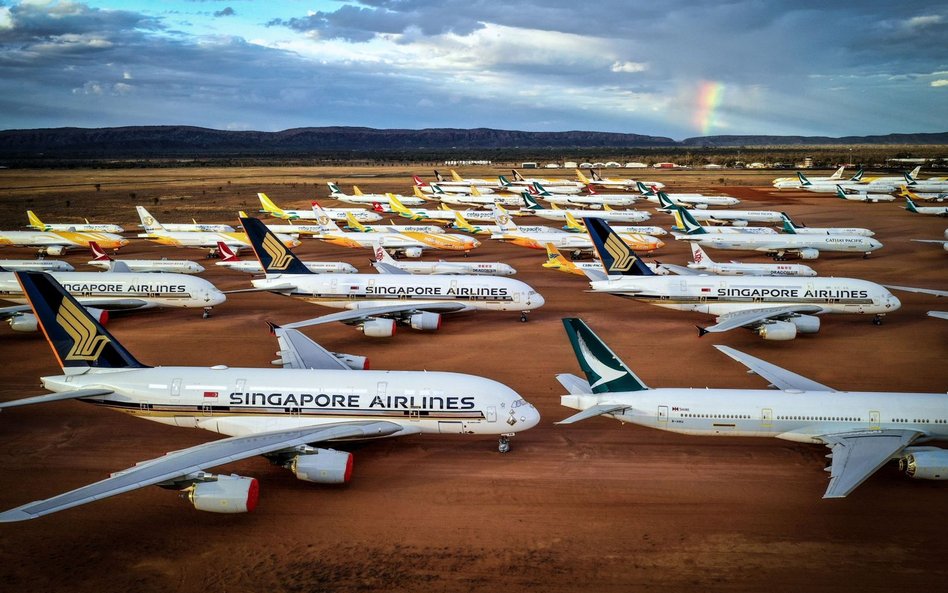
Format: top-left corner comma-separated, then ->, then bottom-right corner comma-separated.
270,326 -> 356,370
105,261 -> 132,273
223,284 -> 297,294
652,262 -> 697,275
282,302 -> 470,329
713,345 -> 835,392
928,311 -> 948,320
698,305 -> 824,336
820,429 -> 922,499
74,298 -> 151,310
884,285 -> 948,298
0,388 -> 114,410
556,403 -> 628,425
0,421 -> 401,522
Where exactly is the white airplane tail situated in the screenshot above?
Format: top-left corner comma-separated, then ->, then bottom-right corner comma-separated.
310,203 -> 344,232
689,242 -> 714,266
135,206 -> 165,232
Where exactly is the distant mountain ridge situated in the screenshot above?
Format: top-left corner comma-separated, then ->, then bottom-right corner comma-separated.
1,126 -> 946,158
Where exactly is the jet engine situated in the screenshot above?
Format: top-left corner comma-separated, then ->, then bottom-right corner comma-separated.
361,318 -> 396,337
290,448 -> 353,484
44,246 -> 66,256
797,248 -> 820,260
694,204 -> 709,210
409,311 -> 441,331
187,474 -> 259,513
8,308 -> 108,332
789,314 -> 820,334
731,219 -> 748,227
757,320 -> 797,341
899,449 -> 948,480
402,247 -> 423,258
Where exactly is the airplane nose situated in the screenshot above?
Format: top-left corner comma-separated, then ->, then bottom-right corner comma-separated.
888,294 -> 901,310
529,291 -> 545,308
520,403 -> 541,430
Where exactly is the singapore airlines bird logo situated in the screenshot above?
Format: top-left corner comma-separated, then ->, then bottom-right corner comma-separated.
262,234 -> 293,270
57,299 -> 110,361
603,233 -> 635,272
576,335 -> 625,389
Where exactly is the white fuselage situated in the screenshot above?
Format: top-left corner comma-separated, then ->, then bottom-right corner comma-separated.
645,194 -> 740,207
347,224 -> 445,234
0,230 -> 129,251
542,194 -> 636,207
562,389 -> 947,444
787,226 -> 875,237
88,259 -> 206,274
437,194 -> 525,208
41,367 -> 540,439
252,273 -> 544,312
381,260 -> 516,276
674,226 -> 777,235
39,223 -> 125,233
0,259 -> 75,272
266,208 -> 383,222
838,192 -> 896,202
140,230 -> 299,251
688,260 -> 818,277
589,275 -> 899,317
532,209 -> 650,223
333,194 -> 427,207
419,184 -> 494,195
685,232 -> 882,254
909,203 -> 948,216
678,209 -> 783,224
0,271 -> 226,309
217,260 -> 357,274
143,223 -> 234,232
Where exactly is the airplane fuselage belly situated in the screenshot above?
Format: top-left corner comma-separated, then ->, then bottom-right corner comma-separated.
564,389 -> 948,443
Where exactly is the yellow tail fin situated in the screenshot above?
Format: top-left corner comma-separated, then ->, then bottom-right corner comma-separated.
352,185 -> 364,196
413,186 -> 427,199
575,169 -> 590,184
563,211 -> 585,231
257,193 -> 288,218
471,186 -> 482,197
450,169 -> 463,182
387,193 -> 411,214
27,210 -> 46,230
345,211 -> 368,231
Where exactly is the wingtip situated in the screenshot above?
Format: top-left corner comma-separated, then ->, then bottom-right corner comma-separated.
696,325 -> 709,337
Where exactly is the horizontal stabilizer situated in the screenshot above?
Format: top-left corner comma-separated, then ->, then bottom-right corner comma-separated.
556,403 -> 627,425
271,326 -> 355,370
372,262 -> 410,275
653,262 -> 695,275
0,388 -> 114,410
555,373 -> 592,395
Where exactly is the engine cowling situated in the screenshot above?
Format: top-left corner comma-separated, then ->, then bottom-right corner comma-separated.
45,246 -> 66,256
187,474 -> 259,513
757,320 -> 797,341
694,203 -> 708,210
731,219 -> 748,227
402,247 -> 423,258
899,449 -> 948,480
290,448 -> 354,484
362,318 -> 396,337
333,353 -> 369,370
798,248 -> 820,260
789,314 -> 820,334
409,311 -> 441,331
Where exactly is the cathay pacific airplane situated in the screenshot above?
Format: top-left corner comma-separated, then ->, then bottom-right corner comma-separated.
779,213 -> 875,237
555,317 -> 948,498
520,193 -> 650,223
637,185 -> 740,208
583,218 -> 899,340
0,271 -> 539,522
655,193 -> 780,225
237,217 -> 543,336
257,193 -> 382,222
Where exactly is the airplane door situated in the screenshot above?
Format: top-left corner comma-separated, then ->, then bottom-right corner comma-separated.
487,406 -> 497,423
171,378 -> 182,397
657,405 -> 669,423
761,408 -> 773,428
869,410 -> 881,430
409,407 -> 420,422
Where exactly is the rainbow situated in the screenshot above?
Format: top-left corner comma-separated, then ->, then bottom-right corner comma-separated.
694,80 -> 725,135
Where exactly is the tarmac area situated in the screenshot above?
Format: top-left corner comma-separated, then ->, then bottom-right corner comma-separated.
0,167 -> 945,592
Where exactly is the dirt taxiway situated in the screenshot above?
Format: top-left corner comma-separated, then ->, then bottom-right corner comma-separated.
0,167 -> 945,593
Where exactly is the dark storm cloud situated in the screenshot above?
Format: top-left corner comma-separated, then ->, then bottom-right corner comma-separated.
213,7 -> 235,18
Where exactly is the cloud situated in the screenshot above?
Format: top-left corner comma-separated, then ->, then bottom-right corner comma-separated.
214,8 -> 236,18
611,61 -> 647,73
932,79 -> 948,87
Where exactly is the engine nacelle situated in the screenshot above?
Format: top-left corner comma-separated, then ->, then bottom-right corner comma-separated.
789,314 -> 820,334
757,320 -> 797,341
899,449 -> 948,480
402,247 -> 423,258
798,248 -> 820,260
290,448 -> 353,484
694,203 -> 709,210
731,219 -> 748,227
8,307 -> 107,332
333,353 -> 369,370
361,318 -> 396,337
187,474 -> 259,513
44,246 -> 66,256
409,311 -> 441,331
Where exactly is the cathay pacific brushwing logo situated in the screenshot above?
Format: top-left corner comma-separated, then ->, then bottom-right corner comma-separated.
576,334 -> 626,389
262,234 -> 292,270
603,233 -> 635,272
57,299 -> 110,361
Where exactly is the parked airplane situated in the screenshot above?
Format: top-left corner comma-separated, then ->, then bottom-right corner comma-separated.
797,172 -> 893,193
138,209 -> 300,256
780,213 -> 875,237
0,259 -> 74,272
136,206 -> 234,233
257,193 -> 382,222
542,243 -> 668,279
904,196 -> 948,217
561,211 -> 666,236
686,243 -> 817,277
527,182 -> 634,206
638,185 -> 740,208
215,242 -> 356,275
510,169 -> 583,190
87,241 -> 205,274
834,185 -> 895,203
308,204 -> 479,257
666,207 -> 776,235
897,186 -> 948,202
412,175 -> 493,195
327,183 -> 426,207
0,228 -> 128,256
555,318 -> 947,498
435,169 -> 498,188
521,193 -> 650,223
239,216 -> 543,333
772,166 -> 845,189
371,242 -> 516,276
340,212 -> 444,235
901,173 -> 948,193
583,218 -> 898,339
0,271 -> 539,521
861,166 -> 921,186
655,193 -> 780,226
575,169 -> 664,190
673,206 -> 882,260
413,186 -> 524,208
27,210 -> 124,234
447,210 -> 555,236
498,176 -> 580,196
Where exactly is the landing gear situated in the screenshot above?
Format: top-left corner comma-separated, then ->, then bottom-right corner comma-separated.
872,314 -> 884,326
498,436 -> 511,454
520,311 -> 529,323
862,252 -> 871,259
203,307 -> 213,319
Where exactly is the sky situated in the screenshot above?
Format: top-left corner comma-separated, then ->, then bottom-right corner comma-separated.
0,0 -> 945,139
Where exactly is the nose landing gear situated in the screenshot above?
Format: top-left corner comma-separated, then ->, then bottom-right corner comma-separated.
498,435 -> 511,454
203,307 -> 213,319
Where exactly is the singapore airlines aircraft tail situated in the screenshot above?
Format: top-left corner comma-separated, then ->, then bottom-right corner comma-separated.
15,271 -> 148,372
585,218 -> 656,277
241,216 -> 314,275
